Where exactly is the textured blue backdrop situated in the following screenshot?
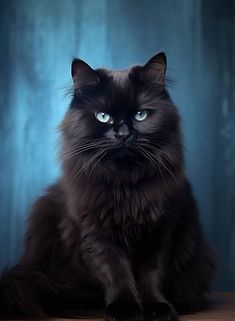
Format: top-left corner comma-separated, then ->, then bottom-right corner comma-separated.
0,0 -> 234,290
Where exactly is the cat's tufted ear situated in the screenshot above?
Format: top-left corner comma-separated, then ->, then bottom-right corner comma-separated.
71,58 -> 99,91
141,52 -> 167,85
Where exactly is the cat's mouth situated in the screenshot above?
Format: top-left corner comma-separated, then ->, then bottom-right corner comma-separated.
110,140 -> 136,153
110,146 -> 133,157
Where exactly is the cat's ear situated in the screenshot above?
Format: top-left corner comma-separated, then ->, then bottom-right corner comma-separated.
141,52 -> 167,85
71,58 -> 99,91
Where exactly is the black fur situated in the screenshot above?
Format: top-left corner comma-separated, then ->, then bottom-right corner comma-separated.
0,52 -> 215,320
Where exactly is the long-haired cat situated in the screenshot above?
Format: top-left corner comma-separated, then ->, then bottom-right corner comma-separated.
0,52 -> 215,320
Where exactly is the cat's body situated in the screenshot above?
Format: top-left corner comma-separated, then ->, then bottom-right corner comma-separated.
0,53 -> 215,320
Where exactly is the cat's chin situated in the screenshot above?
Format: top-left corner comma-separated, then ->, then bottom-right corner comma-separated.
107,146 -> 146,166
110,146 -> 133,157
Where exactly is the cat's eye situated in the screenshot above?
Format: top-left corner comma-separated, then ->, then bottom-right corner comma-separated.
95,112 -> 113,124
134,110 -> 148,122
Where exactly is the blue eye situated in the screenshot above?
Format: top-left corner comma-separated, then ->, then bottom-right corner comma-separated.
95,112 -> 113,124
134,110 -> 148,121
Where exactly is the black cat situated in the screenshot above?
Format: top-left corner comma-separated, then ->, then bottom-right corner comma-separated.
0,52 -> 215,320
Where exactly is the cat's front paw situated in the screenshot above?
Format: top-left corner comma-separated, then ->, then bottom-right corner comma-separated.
143,301 -> 178,321
105,300 -> 144,321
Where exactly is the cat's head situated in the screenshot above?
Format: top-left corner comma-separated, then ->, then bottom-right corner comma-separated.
61,53 -> 183,182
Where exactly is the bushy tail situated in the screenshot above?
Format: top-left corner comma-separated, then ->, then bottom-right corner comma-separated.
0,266 -> 105,319
0,266 -> 55,318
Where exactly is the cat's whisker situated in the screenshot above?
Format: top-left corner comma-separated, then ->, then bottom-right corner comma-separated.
81,149 -> 108,179
152,153 -> 178,187
139,145 -> 178,187
63,140 -> 108,154
137,147 -> 159,173
61,145 -> 101,161
149,147 -> 179,175
139,141 -> 179,176
138,146 -> 165,181
71,148 -> 108,183
61,142 -> 113,162
87,149 -> 109,179
141,140 -> 177,163
140,140 -> 174,163
65,140 -> 113,182
140,137 -> 165,146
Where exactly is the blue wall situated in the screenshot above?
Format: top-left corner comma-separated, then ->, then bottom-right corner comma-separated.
0,0 -> 234,290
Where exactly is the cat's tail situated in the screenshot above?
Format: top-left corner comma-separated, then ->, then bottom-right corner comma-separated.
0,265 -> 59,318
0,265 -> 105,319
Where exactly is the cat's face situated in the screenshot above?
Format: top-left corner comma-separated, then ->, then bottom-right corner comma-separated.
61,53 -> 181,176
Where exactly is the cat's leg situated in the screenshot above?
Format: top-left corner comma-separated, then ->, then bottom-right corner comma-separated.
81,238 -> 143,321
137,261 -> 178,321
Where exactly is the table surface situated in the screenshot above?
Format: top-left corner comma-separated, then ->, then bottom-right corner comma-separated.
4,293 -> 235,321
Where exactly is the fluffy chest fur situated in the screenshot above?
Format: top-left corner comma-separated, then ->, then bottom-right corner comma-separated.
68,177 -> 169,230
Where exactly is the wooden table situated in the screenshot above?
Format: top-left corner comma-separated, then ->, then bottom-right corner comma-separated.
4,293 -> 235,321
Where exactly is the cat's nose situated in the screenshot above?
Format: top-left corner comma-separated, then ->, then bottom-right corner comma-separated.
115,124 -> 132,142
